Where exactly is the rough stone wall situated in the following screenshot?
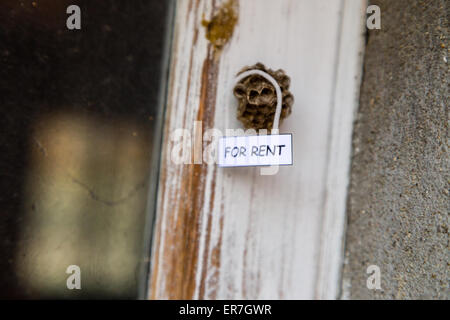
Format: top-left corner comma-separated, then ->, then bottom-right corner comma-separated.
342,0 -> 448,299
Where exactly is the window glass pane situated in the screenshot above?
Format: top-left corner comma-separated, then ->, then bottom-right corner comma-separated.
0,0 -> 174,299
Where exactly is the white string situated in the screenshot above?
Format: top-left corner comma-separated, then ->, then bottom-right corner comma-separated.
235,69 -> 282,131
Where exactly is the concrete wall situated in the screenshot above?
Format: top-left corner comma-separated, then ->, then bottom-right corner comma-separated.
342,0 -> 448,299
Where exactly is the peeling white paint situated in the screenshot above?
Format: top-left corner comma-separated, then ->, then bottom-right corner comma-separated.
150,0 -> 367,300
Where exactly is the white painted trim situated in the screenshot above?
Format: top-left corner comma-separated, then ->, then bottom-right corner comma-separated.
149,0 -> 367,300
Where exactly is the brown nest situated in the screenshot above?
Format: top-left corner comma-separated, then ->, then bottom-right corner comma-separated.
233,63 -> 294,131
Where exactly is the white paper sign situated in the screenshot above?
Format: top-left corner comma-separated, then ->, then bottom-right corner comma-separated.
218,134 -> 293,167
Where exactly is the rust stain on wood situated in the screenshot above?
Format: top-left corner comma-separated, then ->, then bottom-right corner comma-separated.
150,0 -> 238,299
178,44 -> 219,299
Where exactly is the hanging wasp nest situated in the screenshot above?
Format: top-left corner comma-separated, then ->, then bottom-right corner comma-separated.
233,63 -> 294,131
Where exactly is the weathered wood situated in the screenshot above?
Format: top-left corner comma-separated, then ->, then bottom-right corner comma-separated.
149,0 -> 367,299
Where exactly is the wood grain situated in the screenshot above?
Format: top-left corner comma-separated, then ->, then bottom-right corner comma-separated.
149,0 -> 367,299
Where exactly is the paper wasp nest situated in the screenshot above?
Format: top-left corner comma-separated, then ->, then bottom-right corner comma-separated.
233,63 -> 294,131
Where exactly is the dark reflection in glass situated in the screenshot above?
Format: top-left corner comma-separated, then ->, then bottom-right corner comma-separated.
0,0 -> 173,299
